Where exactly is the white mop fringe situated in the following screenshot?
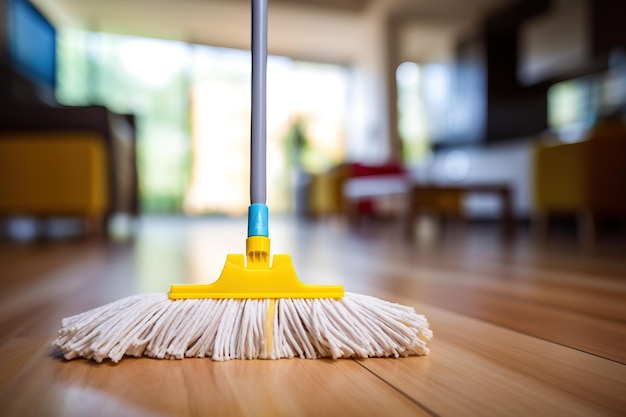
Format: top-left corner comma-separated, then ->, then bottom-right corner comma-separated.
54,292 -> 432,363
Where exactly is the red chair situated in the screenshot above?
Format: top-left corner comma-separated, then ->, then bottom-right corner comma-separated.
342,162 -> 411,222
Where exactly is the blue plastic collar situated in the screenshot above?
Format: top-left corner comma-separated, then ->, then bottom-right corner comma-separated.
247,203 -> 269,237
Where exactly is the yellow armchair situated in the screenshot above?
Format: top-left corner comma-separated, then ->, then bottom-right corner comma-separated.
532,130 -> 626,244
0,105 -> 139,238
0,131 -> 108,231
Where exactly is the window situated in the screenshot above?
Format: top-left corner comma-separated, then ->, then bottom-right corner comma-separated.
57,29 -> 349,214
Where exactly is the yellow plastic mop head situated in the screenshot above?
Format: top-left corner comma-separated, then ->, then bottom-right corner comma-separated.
168,235 -> 344,299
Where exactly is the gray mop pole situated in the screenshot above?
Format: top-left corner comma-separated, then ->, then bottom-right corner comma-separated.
248,0 -> 269,237
251,0 -> 267,205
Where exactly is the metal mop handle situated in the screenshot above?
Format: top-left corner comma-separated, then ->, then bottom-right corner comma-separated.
247,0 -> 269,238
250,0 -> 267,205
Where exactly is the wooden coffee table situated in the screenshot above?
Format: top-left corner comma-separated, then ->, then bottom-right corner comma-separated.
405,183 -> 514,240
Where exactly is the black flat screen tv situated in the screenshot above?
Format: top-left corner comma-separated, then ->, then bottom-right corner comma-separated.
6,0 -> 56,91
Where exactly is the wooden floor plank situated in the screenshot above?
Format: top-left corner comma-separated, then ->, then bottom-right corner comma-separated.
358,300 -> 626,417
330,240 -> 626,362
0,338 -> 48,393
0,244 -> 82,289
0,338 -> 427,417
382,245 -> 626,321
336,235 -> 626,320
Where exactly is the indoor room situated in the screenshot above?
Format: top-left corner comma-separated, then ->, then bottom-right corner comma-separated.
1,0 -> 625,416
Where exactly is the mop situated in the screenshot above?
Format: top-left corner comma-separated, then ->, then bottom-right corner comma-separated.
54,0 -> 432,363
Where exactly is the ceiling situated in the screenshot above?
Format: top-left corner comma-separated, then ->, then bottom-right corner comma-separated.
242,0 -> 372,13
35,0 -> 516,64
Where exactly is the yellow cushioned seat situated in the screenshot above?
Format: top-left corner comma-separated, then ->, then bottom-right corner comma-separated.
0,131 -> 108,217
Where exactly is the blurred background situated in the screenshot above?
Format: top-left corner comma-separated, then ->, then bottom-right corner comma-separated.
1,0 -> 625,244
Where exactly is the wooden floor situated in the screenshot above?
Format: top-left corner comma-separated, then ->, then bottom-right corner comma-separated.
0,216 -> 625,417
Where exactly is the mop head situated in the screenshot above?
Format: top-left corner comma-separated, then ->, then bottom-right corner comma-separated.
54,292 -> 431,363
